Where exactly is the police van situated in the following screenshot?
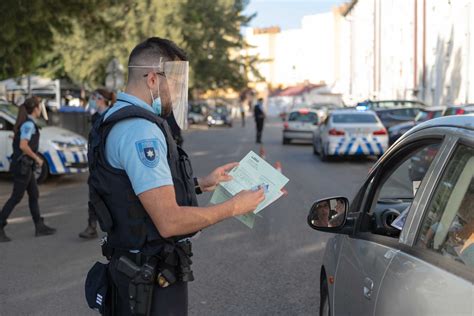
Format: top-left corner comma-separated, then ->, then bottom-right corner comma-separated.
0,102 -> 88,182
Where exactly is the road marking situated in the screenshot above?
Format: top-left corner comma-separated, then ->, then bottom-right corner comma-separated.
8,211 -> 69,224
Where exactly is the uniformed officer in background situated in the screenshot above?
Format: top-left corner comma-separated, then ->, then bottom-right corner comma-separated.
254,97 -> 265,143
87,37 -> 264,315
0,97 -> 56,242
79,88 -> 115,239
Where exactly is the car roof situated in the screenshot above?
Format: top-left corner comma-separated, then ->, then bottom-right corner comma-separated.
330,109 -> 377,115
366,99 -> 425,104
409,114 -> 474,134
421,106 -> 446,111
289,109 -> 318,114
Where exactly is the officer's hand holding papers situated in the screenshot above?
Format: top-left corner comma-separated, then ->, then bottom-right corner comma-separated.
210,151 -> 289,228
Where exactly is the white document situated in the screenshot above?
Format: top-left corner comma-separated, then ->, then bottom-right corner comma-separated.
391,206 -> 410,231
210,151 -> 289,228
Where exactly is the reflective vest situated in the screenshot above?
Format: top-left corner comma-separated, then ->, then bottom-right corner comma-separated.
12,118 -> 40,163
88,106 -> 198,254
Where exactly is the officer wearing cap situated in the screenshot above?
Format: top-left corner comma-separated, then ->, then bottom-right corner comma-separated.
87,37 -> 264,315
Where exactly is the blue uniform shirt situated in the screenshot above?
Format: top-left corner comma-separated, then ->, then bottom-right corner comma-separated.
20,117 -> 37,140
104,92 -> 173,195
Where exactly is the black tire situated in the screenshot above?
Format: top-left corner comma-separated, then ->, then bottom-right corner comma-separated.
282,137 -> 290,145
35,155 -> 49,184
320,275 -> 331,316
313,144 -> 319,155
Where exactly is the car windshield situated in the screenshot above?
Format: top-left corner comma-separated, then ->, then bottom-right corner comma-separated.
415,110 -> 442,122
288,111 -> 318,122
0,103 -> 47,127
332,113 -> 377,124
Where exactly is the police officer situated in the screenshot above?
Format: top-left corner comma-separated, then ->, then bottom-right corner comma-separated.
0,97 -> 56,242
88,37 -> 264,315
254,98 -> 265,143
79,89 -> 115,239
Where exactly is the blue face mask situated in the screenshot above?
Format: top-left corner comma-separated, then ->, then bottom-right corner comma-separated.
89,99 -> 97,111
149,89 -> 161,115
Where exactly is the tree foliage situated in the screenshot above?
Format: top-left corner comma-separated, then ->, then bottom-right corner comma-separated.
0,0 -> 123,79
174,0 -> 257,92
1,0 -> 259,93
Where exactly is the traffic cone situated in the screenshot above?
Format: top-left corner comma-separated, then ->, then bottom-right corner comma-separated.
274,161 -> 288,196
274,161 -> 282,173
259,145 -> 266,159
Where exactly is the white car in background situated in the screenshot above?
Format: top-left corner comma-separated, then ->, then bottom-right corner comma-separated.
313,110 -> 388,160
0,103 -> 88,182
282,109 -> 319,144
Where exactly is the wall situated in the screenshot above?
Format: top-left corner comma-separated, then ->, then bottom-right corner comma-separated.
342,0 -> 474,106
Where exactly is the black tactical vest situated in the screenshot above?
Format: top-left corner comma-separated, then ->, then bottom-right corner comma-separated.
12,118 -> 40,163
88,105 -> 198,254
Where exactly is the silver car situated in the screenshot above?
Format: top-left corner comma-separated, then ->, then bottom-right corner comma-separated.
308,115 -> 474,315
282,109 -> 319,144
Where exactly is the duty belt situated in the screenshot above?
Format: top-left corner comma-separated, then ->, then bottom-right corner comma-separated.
103,239 -> 194,286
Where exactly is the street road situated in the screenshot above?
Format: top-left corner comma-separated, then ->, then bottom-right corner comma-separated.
0,117 -> 374,315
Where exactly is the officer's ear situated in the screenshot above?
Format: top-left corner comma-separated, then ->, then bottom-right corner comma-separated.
145,71 -> 159,90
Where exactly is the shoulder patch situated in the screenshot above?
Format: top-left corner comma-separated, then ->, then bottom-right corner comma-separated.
135,139 -> 160,168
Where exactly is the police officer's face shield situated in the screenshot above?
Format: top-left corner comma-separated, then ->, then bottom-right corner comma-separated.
129,59 -> 189,130
40,100 -> 49,121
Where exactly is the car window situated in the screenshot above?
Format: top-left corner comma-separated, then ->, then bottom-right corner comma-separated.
415,144 -> 474,269
288,112 -> 318,123
378,143 -> 441,201
332,113 -> 377,124
415,110 -> 443,122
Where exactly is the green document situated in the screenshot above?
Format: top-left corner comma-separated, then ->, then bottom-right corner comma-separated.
210,151 -> 289,228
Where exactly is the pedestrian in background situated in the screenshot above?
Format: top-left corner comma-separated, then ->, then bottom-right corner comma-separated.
239,102 -> 246,127
0,97 -> 56,242
79,88 -> 115,239
254,97 -> 265,143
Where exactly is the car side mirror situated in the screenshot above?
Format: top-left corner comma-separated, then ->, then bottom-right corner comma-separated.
307,197 -> 349,231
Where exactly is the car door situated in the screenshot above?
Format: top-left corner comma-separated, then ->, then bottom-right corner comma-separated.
376,134 -> 474,315
0,114 -> 14,172
332,138 -> 444,315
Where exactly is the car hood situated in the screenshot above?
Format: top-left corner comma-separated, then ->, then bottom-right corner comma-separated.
41,126 -> 87,146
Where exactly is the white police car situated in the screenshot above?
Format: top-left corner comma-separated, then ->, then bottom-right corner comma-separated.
312,110 -> 388,161
0,103 -> 88,182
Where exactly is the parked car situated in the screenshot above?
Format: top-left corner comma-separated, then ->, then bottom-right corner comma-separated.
443,104 -> 474,116
312,110 -> 388,161
188,102 -> 209,125
357,100 -> 425,129
310,103 -> 342,122
388,106 -> 445,144
308,114 -> 474,316
0,102 -> 88,182
282,109 -> 319,144
207,105 -> 233,127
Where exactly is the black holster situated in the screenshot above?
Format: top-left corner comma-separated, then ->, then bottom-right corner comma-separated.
18,155 -> 34,175
117,256 -> 157,316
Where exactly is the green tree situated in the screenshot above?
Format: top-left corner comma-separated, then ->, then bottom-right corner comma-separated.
0,0 -> 124,79
41,0 -> 182,88
175,0 -> 258,93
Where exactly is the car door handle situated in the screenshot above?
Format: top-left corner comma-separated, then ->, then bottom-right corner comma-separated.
363,277 -> 374,300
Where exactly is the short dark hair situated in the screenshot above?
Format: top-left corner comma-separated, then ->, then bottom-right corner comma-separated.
127,37 -> 187,84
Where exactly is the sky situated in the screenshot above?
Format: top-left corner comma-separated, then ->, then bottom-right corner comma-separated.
244,0 -> 348,30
